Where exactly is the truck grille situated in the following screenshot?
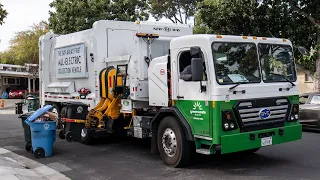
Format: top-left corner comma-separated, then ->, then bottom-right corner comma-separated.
234,97 -> 290,132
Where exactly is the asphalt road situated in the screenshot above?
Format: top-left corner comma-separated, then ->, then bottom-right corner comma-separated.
0,114 -> 319,180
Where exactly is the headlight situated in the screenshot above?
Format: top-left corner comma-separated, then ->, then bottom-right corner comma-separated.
230,123 -> 235,129
19,92 -> 23,95
222,110 -> 238,131
287,104 -> 299,122
291,115 -> 295,121
224,123 -> 229,129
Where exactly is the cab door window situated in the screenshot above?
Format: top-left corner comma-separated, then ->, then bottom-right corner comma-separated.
178,50 -> 207,81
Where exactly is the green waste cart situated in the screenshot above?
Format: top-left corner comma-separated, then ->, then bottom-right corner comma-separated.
18,112 -> 35,152
26,95 -> 40,112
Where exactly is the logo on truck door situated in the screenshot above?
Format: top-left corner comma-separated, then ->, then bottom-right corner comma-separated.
190,102 -> 206,120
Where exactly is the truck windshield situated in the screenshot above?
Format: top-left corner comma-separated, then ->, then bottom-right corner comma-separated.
212,42 -> 260,84
258,44 -> 296,82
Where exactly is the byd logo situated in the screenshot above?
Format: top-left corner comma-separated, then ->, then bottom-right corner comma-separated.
259,108 -> 271,119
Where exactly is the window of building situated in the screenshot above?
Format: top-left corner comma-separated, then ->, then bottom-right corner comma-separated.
3,77 -> 21,85
305,74 -> 313,83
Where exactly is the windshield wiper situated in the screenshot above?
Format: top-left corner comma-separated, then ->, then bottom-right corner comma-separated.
229,82 -> 244,91
268,73 -> 295,87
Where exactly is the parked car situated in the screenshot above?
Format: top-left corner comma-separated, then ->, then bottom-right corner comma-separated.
299,92 -> 320,130
9,89 -> 26,99
9,88 -> 39,99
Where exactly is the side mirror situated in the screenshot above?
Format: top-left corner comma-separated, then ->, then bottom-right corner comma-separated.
190,47 -> 201,58
191,58 -> 203,81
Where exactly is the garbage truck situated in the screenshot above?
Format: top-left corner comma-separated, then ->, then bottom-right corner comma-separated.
39,20 -> 302,167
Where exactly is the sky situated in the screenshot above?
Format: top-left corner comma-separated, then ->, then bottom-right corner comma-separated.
0,0 -> 188,52
0,0 -> 53,52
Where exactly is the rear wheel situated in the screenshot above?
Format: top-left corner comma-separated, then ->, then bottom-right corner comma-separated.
157,116 -> 193,167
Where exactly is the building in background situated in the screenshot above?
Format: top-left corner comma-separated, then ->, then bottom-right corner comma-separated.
296,64 -> 315,94
0,64 -> 39,98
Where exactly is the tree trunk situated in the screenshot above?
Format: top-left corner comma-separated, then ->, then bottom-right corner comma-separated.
315,28 -> 320,92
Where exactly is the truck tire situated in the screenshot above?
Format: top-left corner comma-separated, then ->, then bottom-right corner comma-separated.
157,116 -> 193,167
80,127 -> 92,145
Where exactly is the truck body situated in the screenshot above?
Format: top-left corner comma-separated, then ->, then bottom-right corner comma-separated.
39,21 -> 302,167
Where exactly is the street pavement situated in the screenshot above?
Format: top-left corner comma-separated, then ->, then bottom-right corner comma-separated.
0,114 -> 319,180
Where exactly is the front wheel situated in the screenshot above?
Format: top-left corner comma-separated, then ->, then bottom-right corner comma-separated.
66,131 -> 74,142
157,116 -> 193,167
34,148 -> 45,158
59,130 -> 65,139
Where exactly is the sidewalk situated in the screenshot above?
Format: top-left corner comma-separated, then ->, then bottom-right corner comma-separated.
0,107 -> 28,115
0,148 -> 70,180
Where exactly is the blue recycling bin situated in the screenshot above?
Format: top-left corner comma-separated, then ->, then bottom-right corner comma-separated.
29,121 -> 56,158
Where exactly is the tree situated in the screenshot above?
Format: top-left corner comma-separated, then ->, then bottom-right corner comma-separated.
287,0 -> 320,90
148,0 -> 200,24
195,0 -> 320,89
0,2 -> 8,25
196,0 -> 259,35
0,21 -> 49,65
49,0 -> 149,34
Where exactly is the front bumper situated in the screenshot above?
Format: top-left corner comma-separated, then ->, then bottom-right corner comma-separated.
221,124 -> 302,154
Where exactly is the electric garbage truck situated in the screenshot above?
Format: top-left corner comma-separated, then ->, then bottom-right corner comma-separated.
39,20 -> 302,167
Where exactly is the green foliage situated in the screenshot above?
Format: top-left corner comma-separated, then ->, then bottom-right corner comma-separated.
295,45 -> 320,74
195,0 -> 320,73
196,0 -> 259,35
148,0 -> 199,24
49,0 -> 149,34
0,21 -> 49,65
0,2 -> 8,25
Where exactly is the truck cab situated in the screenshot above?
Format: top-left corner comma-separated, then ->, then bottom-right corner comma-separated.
149,34 -> 301,166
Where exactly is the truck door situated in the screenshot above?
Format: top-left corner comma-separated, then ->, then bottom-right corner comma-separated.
175,48 -> 211,137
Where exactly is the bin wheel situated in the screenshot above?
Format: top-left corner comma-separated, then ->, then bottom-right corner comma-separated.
59,130 -> 65,139
34,148 -> 45,158
66,131 -> 74,142
80,128 -> 92,145
25,142 -> 32,152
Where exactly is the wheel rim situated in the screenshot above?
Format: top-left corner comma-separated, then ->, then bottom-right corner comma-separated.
162,128 -> 177,157
35,149 -> 44,158
67,133 -> 73,141
81,128 -> 87,138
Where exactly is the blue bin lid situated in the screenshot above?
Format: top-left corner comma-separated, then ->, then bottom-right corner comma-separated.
25,105 -> 53,125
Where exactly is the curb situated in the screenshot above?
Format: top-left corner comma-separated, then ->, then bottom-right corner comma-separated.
0,148 -> 70,180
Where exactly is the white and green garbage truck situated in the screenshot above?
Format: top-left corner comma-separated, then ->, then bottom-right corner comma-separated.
39,20 -> 302,167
